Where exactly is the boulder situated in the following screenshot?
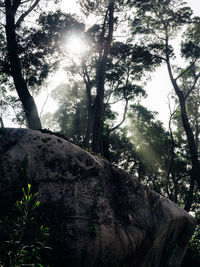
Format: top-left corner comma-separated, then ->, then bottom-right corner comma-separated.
0,128 -> 196,267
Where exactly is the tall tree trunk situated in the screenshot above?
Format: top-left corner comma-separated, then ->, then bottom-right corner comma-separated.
5,0 -> 42,129
167,112 -> 178,203
83,105 -> 94,148
92,1 -> 114,153
82,64 -> 94,148
184,175 -> 195,212
166,59 -> 200,191
164,30 -> 200,198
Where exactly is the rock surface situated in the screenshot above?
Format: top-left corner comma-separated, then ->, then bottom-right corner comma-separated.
0,128 -> 196,267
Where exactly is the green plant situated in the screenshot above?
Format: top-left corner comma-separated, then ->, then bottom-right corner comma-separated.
188,224 -> 200,260
0,184 -> 51,267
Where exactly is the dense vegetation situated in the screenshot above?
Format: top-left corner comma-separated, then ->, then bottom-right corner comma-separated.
0,0 -> 200,265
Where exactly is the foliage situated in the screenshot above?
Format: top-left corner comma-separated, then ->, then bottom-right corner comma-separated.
1,0 -> 200,261
131,0 -> 193,64
0,184 -> 51,267
42,82 -> 88,145
186,224 -> 200,264
0,7 -> 84,126
36,0 -> 200,216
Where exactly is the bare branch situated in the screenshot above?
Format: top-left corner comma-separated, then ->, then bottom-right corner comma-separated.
0,116 -> 4,129
82,62 -> 93,106
109,63 -> 131,133
108,97 -> 124,105
109,98 -> 128,133
185,71 -> 200,99
0,7 -> 5,14
39,89 -> 50,118
15,0 -> 41,28
21,0 -> 34,4
175,59 -> 197,81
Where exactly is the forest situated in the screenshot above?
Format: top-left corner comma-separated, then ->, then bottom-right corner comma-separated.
0,0 -> 200,266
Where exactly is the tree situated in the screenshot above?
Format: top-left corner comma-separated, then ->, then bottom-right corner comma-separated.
0,2 -> 85,128
127,104 -> 193,209
131,0 -> 200,194
77,0 -> 115,153
61,38 -> 158,155
47,82 -> 88,145
77,0 -> 142,153
33,1 -> 160,155
0,0 -> 43,129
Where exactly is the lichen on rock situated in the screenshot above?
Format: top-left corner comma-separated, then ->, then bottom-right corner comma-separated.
0,128 -> 196,267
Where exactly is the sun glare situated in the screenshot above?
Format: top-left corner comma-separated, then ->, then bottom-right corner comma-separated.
65,35 -> 87,55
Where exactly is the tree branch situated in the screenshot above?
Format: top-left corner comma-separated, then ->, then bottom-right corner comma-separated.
108,97 -> 124,105
0,7 -> 5,14
39,89 -> 49,118
82,63 -> 93,106
21,0 -> 34,4
0,115 -> 4,126
175,59 -> 197,81
15,0 -> 41,28
109,97 -> 128,133
109,63 -> 130,133
185,71 -> 200,100
0,20 -> 5,26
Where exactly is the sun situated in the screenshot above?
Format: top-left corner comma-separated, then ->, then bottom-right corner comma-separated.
65,34 -> 86,55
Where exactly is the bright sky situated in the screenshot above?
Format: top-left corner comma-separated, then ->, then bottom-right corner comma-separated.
3,0 -> 200,129
36,0 -> 200,130
60,0 -> 79,13
142,0 -> 200,128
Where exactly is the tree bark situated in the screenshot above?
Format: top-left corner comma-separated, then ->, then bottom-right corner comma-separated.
164,28 -> 200,195
83,105 -> 94,148
166,57 -> 200,191
184,175 -> 195,212
92,1 -> 114,153
167,111 -> 178,203
82,64 -> 94,148
5,0 -> 42,129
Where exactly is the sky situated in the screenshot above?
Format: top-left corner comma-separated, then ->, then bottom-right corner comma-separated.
141,0 -> 200,128
57,0 -> 200,129
2,0 -> 200,129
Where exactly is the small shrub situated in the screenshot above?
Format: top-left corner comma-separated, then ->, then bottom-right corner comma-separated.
0,184 -> 51,267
